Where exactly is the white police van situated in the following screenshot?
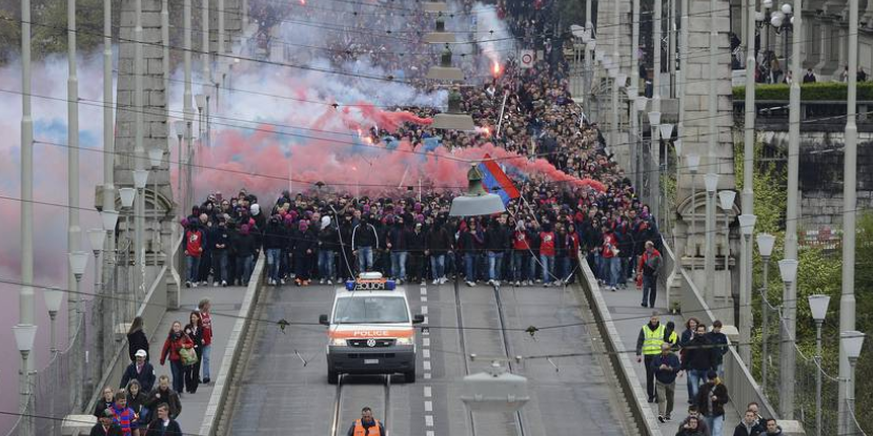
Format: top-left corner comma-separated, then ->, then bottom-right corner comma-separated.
320,272 -> 424,384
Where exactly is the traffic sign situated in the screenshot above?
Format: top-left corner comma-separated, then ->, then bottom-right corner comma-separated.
520,50 -> 535,69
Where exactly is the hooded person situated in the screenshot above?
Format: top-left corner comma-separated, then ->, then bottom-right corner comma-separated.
294,220 -> 317,285
317,216 -> 338,284
231,223 -> 259,286
250,203 -> 265,230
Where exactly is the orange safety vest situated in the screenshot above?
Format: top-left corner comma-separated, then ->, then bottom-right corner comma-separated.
352,419 -> 381,436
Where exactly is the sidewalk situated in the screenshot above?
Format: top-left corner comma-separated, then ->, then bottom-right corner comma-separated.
599,286 -> 738,435
147,284 -> 248,433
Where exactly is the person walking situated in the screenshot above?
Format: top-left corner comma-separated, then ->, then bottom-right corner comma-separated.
601,224 -> 620,291
210,217 -> 231,286
120,350 -> 156,392
94,386 -> 116,418
637,240 -> 663,308
732,410 -> 764,436
183,311 -> 204,393
231,223 -> 258,286
143,403 -> 183,436
697,371 -> 729,436
126,317 -> 149,362
108,390 -> 139,436
198,299 -> 214,385
407,222 -> 427,285
346,406 -> 385,436
707,320 -> 729,379
159,321 -> 194,394
386,216 -> 409,283
485,216 -> 510,286
652,342 -> 682,422
124,379 -> 149,428
426,218 -> 453,285
263,215 -> 287,286
353,215 -> 379,273
146,376 -> 182,420
680,317 -> 701,400
539,222 -> 557,286
317,216 -> 338,284
636,312 -> 666,403
678,405 -> 712,436
761,419 -> 782,435
183,219 -> 204,288
684,324 -> 715,400
90,409 -> 123,436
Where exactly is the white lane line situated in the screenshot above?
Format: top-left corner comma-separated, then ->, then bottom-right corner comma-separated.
427,431 -> 435,436
422,338 -> 430,347
423,316 -> 429,324
423,349 -> 430,358
421,295 -> 428,302
424,372 -> 432,379
423,360 -> 431,371
420,288 -> 427,295
424,386 -> 432,398
421,306 -> 429,315
425,415 -> 434,427
424,401 -> 433,412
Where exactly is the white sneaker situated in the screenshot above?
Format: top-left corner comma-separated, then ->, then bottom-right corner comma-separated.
440,277 -> 448,284
487,279 -> 495,285
494,280 -> 501,287
213,282 -> 219,287
280,278 -> 286,285
515,281 -> 521,286
466,281 -> 475,287
544,282 -> 551,287
191,282 -> 198,288
432,278 -> 440,285
201,281 -> 208,286
327,279 -> 333,285
319,278 -> 325,284
221,280 -> 227,287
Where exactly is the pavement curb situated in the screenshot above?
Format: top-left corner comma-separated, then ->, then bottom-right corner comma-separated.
576,257 -> 664,436
198,253 -> 266,436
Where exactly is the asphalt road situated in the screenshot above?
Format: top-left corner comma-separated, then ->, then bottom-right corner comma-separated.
224,279 -> 627,436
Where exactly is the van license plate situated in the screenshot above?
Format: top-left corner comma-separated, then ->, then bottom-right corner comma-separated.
364,359 -> 379,364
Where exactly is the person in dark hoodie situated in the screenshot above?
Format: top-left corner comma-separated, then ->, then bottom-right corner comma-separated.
684,324 -> 716,401
317,216 -> 338,284
485,216 -> 510,286
426,218 -> 453,285
696,371 -> 729,436
338,212 -> 356,280
210,217 -> 231,287
262,215 -> 286,286
760,419 -> 782,435
386,216 -> 409,283
231,224 -> 258,286
352,215 -> 379,273
294,220 -> 317,286
460,219 -> 485,287
554,223 -> 570,286
407,222 -> 427,285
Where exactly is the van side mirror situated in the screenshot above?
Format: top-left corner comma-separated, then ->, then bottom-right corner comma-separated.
319,314 -> 330,325
413,314 -> 425,324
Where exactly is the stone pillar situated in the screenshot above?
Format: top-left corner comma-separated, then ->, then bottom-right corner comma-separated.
115,0 -> 174,267
595,0 -> 633,184
675,0 -> 736,313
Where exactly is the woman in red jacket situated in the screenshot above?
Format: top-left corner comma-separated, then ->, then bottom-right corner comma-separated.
159,321 -> 194,394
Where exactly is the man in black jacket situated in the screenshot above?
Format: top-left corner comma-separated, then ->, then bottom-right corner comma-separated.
485,217 -> 510,286
684,324 -> 716,401
90,410 -> 123,436
426,219 -> 453,284
353,216 -> 379,273
697,371 -> 729,436
120,350 -> 156,392
210,218 -> 231,287
407,222 -> 427,284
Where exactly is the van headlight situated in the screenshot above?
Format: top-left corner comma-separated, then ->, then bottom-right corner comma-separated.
329,338 -> 347,346
395,337 -> 413,345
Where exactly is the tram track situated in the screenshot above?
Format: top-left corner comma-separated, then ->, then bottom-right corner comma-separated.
330,374 -> 393,436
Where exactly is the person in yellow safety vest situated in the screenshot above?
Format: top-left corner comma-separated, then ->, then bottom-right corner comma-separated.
347,406 -> 385,436
635,311 -> 666,403
664,321 -> 679,350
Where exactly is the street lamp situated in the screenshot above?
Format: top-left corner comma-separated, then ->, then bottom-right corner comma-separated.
757,232 -> 776,392
13,323 -> 37,436
704,173 -> 719,302
450,164 -> 506,217
68,250 -> 88,411
842,330 -> 865,433
808,294 -> 830,436
101,209 -> 119,233
195,93 -> 206,137
738,213 -> 756,364
778,256 -> 799,414
648,111 -> 662,220
148,148 -> 163,252
634,97 -> 648,190
42,285 -> 63,435
173,120 -> 188,214
687,153 -> 700,262
755,3 -> 793,82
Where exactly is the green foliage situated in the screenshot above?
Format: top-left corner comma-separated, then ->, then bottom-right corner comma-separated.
733,81 -> 873,101
733,139 -> 786,233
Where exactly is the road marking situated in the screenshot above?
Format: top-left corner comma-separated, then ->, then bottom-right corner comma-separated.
423,349 -> 430,358
424,400 -> 433,412
423,360 -> 431,371
423,316 -> 429,324
424,372 -> 431,379
420,288 -> 427,295
424,386 -> 432,397
421,306 -> 429,314
423,338 -> 430,347
425,415 -> 434,427
427,431 -> 435,436
421,295 -> 428,302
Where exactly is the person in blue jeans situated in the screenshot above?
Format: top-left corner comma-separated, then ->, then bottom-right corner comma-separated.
183,220 -> 204,288
352,216 -> 379,273
460,219 -> 484,286
696,371 -> 728,436
683,324 -> 715,401
262,215 -> 287,286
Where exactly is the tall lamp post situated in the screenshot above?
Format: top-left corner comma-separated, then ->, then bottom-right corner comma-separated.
756,232 -> 776,392
174,121 -> 187,215
660,122 -> 675,229
778,257 -> 799,418
686,153 -> 700,264
704,173 -> 719,303
119,186 -> 136,320
648,110 -> 662,215
43,286 -> 63,435
68,250 -> 88,412
148,147 -> 164,254
98,209 -> 118,382
808,294 -> 830,436
737,213 -> 756,365
13,323 -> 37,436
133,169 -> 149,301
842,330 -> 865,434
85,228 -> 105,395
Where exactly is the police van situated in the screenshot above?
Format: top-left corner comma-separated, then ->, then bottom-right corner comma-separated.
319,272 -> 424,384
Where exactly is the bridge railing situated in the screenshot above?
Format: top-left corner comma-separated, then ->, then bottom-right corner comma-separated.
731,99 -> 873,131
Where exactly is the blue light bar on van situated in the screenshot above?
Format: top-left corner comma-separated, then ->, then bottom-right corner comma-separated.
385,280 -> 396,290
345,280 -> 356,291
346,278 -> 397,291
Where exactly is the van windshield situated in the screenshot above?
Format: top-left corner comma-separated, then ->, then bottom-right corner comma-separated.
333,296 -> 409,324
